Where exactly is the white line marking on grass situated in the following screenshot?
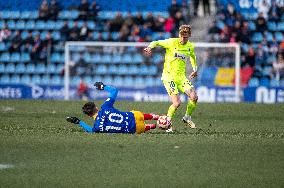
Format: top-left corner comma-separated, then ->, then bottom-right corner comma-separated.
0,164 -> 14,170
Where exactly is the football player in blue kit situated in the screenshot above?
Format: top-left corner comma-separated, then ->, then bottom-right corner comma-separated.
66,82 -> 160,134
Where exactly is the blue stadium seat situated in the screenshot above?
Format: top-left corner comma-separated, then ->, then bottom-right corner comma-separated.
103,75 -> 113,85
275,32 -> 283,42
248,77 -> 259,87
10,75 -> 20,84
262,66 -> 272,77
149,66 -> 158,75
270,79 -> 280,87
55,20 -> 64,30
26,64 -> 35,73
123,76 -> 134,87
21,31 -> 29,39
128,65 -> 139,75
101,54 -> 112,63
51,31 -> 61,40
277,22 -> 284,31
108,65 -> 118,74
21,53 -> 31,62
0,52 -> 10,62
15,64 -> 25,73
31,75 -> 41,84
134,76 -> 145,86
21,75 -> 31,84
0,21 -> 4,29
0,74 -> 10,84
152,54 -> 163,64
117,65 -> 128,75
265,32 -> 273,42
68,20 -> 74,28
83,53 -> 92,63
96,65 -> 108,74
15,20 -> 25,30
267,22 -> 277,32
112,76 -> 124,87
41,75 -> 50,85
10,53 -> 20,62
40,31 -> 48,40
7,20 -> 16,29
84,76 -> 92,85
0,64 -> 4,73
59,10 -> 79,20
102,32 -> 108,40
248,21 -> 256,30
112,54 -> 121,64
51,53 -> 61,63
87,21 -> 96,30
35,64 -> 46,74
5,63 -> 15,73
121,54 -> 132,64
25,20 -> 35,30
50,75 -> 62,85
46,21 -> 56,30
0,42 -> 6,51
35,21 -> 46,30
47,64 -> 56,73
260,77 -> 270,86
111,32 -> 119,40
145,76 -> 155,87
133,54 -> 143,64
252,32 -> 263,43
20,11 -> 32,19
56,64 -> 64,73
140,65 -> 148,75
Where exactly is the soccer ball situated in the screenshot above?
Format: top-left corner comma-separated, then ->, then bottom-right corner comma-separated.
157,115 -> 171,129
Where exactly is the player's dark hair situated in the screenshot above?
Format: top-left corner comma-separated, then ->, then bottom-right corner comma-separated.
179,24 -> 191,37
82,102 -> 98,116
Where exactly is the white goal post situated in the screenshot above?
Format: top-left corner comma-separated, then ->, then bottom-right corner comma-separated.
64,41 -> 240,102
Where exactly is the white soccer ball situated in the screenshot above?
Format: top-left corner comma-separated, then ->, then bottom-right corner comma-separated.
157,116 -> 171,130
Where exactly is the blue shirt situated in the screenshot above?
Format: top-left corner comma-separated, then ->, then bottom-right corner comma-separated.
92,86 -> 136,133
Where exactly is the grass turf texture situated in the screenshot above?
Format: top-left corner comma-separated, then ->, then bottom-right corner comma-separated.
0,100 -> 283,188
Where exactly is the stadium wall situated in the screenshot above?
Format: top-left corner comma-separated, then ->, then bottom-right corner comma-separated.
0,0 -> 177,11
1,84 -> 284,103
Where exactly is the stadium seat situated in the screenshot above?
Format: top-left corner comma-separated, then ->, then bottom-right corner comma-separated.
148,65 -> 158,75
270,78 -> 280,87
7,20 -> 16,29
108,65 -> 118,74
248,77 -> 259,87
117,65 -> 128,75
0,52 -> 10,62
21,53 -> 31,62
128,65 -> 139,75
267,22 -> 277,32
51,31 -> 61,40
87,21 -> 96,30
96,65 -> 108,74
260,77 -> 270,86
46,21 -> 56,30
10,53 -> 20,62
0,74 -> 10,83
112,76 -> 124,87
111,32 -> 119,40
145,76 -> 155,87
50,75 -> 62,85
21,75 -> 31,84
133,54 -> 143,64
5,63 -> 15,73
101,54 -> 112,63
35,64 -> 46,74
121,54 -> 132,64
277,22 -> 284,31
31,75 -> 41,84
20,11 -> 32,19
15,20 -> 25,30
15,64 -> 26,73
83,53 -> 92,63
103,75 -> 113,85
252,32 -> 263,43
0,64 -> 4,73
51,53 -> 61,63
55,20 -> 64,30
35,21 -> 46,30
248,21 -> 256,30
112,54 -> 121,64
41,75 -> 50,85
0,42 -> 6,51
26,64 -> 35,73
265,32 -> 273,42
275,32 -> 283,42
10,74 -> 20,84
25,20 -> 35,30
123,76 -> 134,87
134,76 -> 145,86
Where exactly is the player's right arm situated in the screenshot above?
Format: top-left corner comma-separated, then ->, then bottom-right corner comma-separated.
144,39 -> 171,55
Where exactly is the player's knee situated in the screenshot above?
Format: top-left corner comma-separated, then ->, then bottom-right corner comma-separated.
190,92 -> 198,102
172,100 -> 181,108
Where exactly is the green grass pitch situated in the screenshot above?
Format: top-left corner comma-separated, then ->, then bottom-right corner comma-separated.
0,100 -> 283,188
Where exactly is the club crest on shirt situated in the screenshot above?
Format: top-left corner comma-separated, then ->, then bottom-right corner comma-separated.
174,52 -> 186,60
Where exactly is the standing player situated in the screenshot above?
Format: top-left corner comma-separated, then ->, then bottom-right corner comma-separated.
66,82 -> 163,134
144,24 -> 198,132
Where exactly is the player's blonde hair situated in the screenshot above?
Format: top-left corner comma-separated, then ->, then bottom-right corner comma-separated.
179,24 -> 191,37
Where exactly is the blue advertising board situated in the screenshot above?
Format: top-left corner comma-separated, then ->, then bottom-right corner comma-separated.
1,84 -> 284,103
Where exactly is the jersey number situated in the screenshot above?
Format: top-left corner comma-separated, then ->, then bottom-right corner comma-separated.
108,113 -> 124,123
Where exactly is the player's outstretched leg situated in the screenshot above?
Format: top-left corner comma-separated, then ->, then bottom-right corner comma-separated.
145,124 -> 156,132
143,113 -> 159,120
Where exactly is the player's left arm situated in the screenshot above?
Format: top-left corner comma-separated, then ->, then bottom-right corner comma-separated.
94,82 -> 118,108
188,44 -> 198,79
